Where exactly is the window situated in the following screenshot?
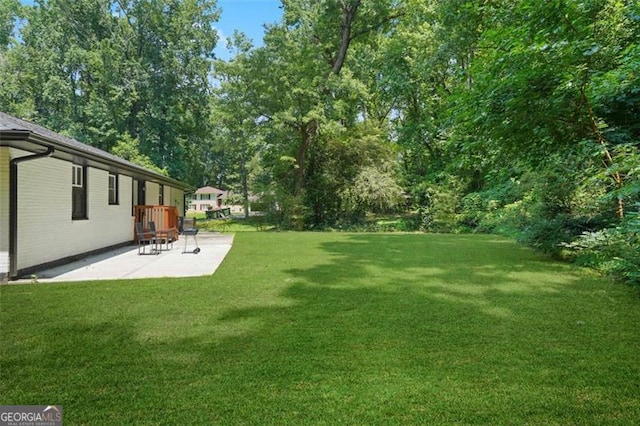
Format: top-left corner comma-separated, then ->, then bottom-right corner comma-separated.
72,164 -> 87,219
108,173 -> 118,205
72,164 -> 83,187
158,183 -> 164,205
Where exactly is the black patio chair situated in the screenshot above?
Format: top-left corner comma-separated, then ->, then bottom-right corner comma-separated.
135,222 -> 160,255
149,221 -> 173,251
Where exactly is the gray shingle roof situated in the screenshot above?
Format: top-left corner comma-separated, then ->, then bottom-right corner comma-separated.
0,111 -> 191,190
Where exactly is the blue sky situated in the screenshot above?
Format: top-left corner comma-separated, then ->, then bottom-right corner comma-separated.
215,0 -> 282,59
19,0 -> 283,60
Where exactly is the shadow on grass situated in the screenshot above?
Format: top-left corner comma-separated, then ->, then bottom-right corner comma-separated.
2,233 -> 640,424
209,234 -> 640,423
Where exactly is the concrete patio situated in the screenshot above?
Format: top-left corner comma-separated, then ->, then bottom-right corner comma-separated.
12,232 -> 234,283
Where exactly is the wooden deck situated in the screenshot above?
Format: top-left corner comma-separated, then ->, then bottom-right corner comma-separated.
134,205 -> 179,242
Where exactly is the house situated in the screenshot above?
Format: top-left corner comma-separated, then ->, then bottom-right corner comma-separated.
0,111 -> 193,282
187,186 -> 227,212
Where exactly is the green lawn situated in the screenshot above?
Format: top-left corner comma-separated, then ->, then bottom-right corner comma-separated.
2,233 -> 640,424
198,215 -> 275,233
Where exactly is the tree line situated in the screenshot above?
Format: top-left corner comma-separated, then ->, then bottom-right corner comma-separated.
1,0 -> 638,283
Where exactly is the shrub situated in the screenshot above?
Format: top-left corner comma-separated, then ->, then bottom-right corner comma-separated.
262,191 -> 308,230
518,214 -> 594,257
410,176 -> 465,233
479,195 -> 534,237
458,193 -> 485,229
342,165 -> 405,214
565,205 -> 640,286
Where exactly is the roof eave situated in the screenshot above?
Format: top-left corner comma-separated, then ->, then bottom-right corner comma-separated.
1,130 -> 193,192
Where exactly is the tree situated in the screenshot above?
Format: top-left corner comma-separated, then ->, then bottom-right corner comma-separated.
112,0 -> 220,182
242,0 -> 403,226
0,0 -> 30,116
448,0 -> 639,217
211,31 -> 262,218
0,0 -> 20,50
1,0 -> 220,184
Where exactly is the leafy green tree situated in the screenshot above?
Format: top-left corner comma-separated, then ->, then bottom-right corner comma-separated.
113,0 -> 219,182
1,0 -> 219,184
0,0 -> 20,49
111,133 -> 168,176
244,0 -> 404,226
476,0 -> 638,217
211,31 -> 261,217
0,0 -> 29,115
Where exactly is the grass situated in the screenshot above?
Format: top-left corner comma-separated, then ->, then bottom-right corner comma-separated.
2,232 -> 640,424
188,213 -> 275,232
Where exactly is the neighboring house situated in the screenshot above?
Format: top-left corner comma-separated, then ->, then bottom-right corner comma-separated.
187,186 -> 227,211
187,187 -> 263,216
0,112 -> 192,281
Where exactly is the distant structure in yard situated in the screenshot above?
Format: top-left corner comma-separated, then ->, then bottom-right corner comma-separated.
187,186 -> 227,212
186,186 -> 262,216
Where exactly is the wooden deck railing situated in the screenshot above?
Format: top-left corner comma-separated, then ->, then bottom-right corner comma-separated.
134,205 -> 179,242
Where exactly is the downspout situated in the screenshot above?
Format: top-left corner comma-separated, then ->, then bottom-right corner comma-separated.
183,193 -> 187,217
9,142 -> 55,278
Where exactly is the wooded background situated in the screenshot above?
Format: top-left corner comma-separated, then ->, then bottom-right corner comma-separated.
1,0 -> 638,282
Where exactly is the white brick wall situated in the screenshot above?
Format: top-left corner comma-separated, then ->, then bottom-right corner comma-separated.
146,182 -> 159,205
168,186 -> 184,213
132,179 -> 137,205
0,148 -> 10,280
3,150 -> 184,275
16,157 -> 135,271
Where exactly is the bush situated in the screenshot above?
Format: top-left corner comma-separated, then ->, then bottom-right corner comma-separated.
458,193 -> 485,229
518,214 -> 594,257
565,206 -> 640,286
410,176 -> 465,233
262,191 -> 308,230
478,194 -> 534,237
342,165 -> 405,214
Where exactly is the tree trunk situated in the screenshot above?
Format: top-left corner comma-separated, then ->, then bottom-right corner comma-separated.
331,1 -> 361,75
294,1 -> 361,196
293,120 -> 317,196
581,85 -> 625,218
240,148 -> 250,219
